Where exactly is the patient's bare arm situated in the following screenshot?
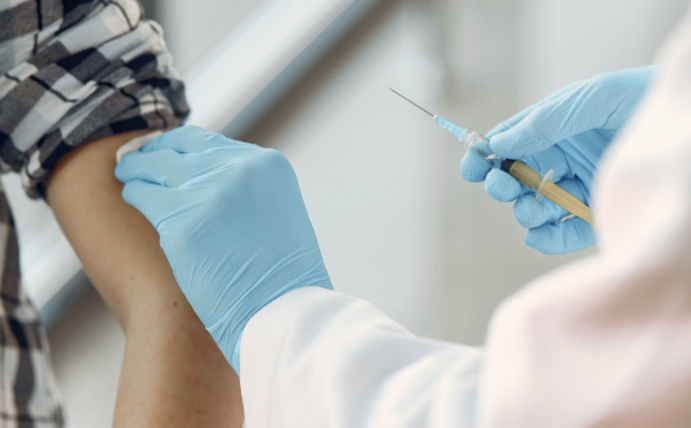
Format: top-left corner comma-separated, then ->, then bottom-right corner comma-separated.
47,131 -> 244,426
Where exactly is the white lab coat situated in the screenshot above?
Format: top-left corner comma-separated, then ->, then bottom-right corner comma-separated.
240,9 -> 691,428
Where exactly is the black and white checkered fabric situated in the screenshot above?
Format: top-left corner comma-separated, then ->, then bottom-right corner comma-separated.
0,1 -> 190,426
0,0 -> 189,198
0,189 -> 63,427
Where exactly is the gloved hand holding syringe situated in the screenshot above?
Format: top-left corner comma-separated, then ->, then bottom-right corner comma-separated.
390,88 -> 595,228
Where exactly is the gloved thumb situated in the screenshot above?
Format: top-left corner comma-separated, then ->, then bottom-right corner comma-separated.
488,76 -> 628,159
488,106 -> 560,160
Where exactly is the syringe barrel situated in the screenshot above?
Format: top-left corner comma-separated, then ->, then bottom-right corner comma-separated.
504,160 -> 596,226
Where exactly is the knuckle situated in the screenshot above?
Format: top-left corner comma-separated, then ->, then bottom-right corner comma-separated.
180,125 -> 207,135
158,148 -> 179,160
167,125 -> 199,140
121,186 -> 133,204
590,68 -> 629,87
261,148 -> 289,165
515,197 -> 541,227
589,70 -> 630,93
122,183 -> 148,209
212,148 -> 295,201
496,120 -> 511,133
201,186 -> 230,214
245,148 -> 291,171
589,72 -> 611,87
121,182 -> 137,202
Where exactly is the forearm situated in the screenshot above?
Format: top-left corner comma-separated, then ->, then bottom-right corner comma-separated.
240,287 -> 482,428
47,132 -> 243,426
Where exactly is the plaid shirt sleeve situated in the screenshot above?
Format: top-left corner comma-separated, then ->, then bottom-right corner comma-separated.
0,0 -> 190,198
0,189 -> 63,427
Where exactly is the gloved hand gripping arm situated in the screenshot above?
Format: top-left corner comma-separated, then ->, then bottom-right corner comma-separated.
115,126 -> 484,428
115,126 -> 333,372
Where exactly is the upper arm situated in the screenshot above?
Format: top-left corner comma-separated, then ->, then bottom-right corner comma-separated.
0,1 -> 188,324
46,130 -> 172,326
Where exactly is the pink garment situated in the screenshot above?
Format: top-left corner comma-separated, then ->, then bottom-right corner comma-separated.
481,10 -> 691,427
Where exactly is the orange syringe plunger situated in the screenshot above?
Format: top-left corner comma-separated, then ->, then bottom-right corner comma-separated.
500,159 -> 595,227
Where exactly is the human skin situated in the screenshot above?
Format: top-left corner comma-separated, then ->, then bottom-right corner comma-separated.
46,131 -> 244,426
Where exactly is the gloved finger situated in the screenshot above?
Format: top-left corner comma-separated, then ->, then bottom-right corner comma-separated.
513,178 -> 587,228
115,149 -> 188,187
486,80 -> 584,138
539,178 -> 588,223
513,196 -> 545,229
525,217 -> 596,255
142,126 -> 252,154
489,80 -> 629,159
460,149 -> 493,182
519,145 -> 571,182
484,168 -> 528,203
121,180 -> 172,228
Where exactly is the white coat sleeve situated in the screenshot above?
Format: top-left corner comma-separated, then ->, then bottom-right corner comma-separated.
240,287 -> 483,428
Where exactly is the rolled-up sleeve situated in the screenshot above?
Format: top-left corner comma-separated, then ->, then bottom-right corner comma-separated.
0,0 -> 188,198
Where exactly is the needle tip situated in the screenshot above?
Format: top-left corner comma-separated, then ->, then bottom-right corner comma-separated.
388,88 -> 435,117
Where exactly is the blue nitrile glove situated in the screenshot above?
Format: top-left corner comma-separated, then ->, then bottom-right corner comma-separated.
461,66 -> 654,254
114,126 -> 333,374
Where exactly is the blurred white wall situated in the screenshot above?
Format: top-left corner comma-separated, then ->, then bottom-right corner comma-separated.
156,0 -> 267,76
438,0 -> 688,106
517,0 -> 689,104
244,0 -> 446,335
437,0 -> 521,97
49,288 -> 124,428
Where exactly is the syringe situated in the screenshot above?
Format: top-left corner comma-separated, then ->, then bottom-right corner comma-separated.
390,89 -> 595,227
